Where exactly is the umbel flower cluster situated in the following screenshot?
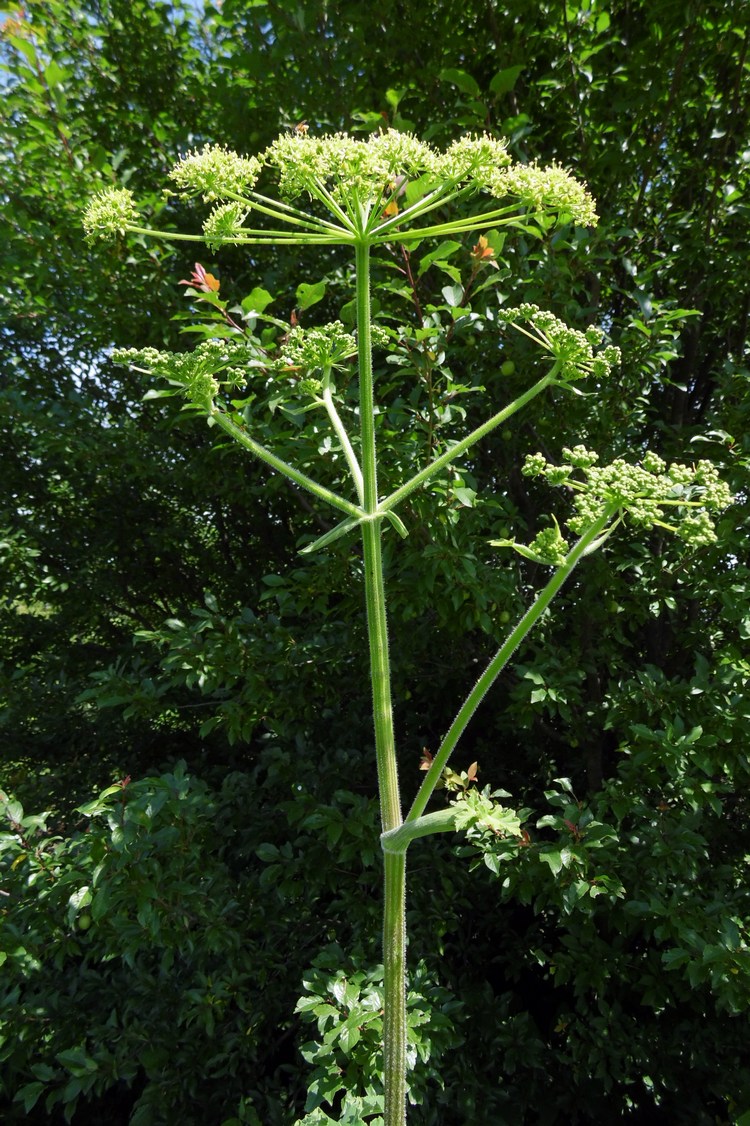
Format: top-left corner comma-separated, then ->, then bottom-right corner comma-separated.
497,303 -> 621,382
508,446 -> 734,565
112,339 -> 263,410
279,322 -> 358,376
112,323 -> 383,411
83,129 -> 599,248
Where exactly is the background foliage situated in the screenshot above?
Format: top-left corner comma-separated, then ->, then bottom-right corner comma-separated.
1,1 -> 748,1122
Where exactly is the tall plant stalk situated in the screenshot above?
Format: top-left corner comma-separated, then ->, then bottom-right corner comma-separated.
354,236 -> 407,1126
85,129 -> 730,1126
354,231 -> 608,1125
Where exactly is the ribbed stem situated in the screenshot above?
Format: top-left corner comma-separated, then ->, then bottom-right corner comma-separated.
355,238 -> 406,1126
383,850 -> 407,1126
356,239 -> 401,833
322,379 -> 364,507
407,505 -> 617,823
362,521 -> 401,830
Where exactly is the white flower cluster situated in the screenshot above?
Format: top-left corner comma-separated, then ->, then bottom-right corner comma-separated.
168,144 -> 262,202
263,130 -> 439,206
84,130 -> 600,242
489,162 -> 599,226
439,134 -> 512,186
83,187 -> 138,239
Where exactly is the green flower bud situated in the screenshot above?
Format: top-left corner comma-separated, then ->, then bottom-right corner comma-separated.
529,522 -> 569,566
522,453 -> 547,476
82,187 -> 138,240
186,371 -> 220,409
297,377 -> 324,399
203,201 -> 249,249
562,445 -> 599,468
498,304 -> 620,382
281,322 -> 358,374
527,450 -> 733,551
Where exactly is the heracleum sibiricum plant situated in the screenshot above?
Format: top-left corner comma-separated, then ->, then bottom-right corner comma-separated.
84,130 -> 732,1126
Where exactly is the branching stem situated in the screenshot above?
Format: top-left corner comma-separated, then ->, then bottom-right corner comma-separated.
321,378 -> 364,506
407,505 -> 617,822
209,409 -> 363,519
381,369 -> 558,514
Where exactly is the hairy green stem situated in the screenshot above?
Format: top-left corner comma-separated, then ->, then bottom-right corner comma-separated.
354,239 -> 406,1126
209,409 -> 363,520
381,807 -> 458,853
407,505 -> 617,822
381,369 -> 557,514
243,188 -> 349,232
322,380 -> 364,506
372,209 -> 541,244
356,240 -> 400,832
364,181 -> 459,238
311,178 -> 361,232
124,224 -> 349,246
383,851 -> 407,1126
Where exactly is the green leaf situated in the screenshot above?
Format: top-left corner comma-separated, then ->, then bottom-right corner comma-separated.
539,849 -> 563,876
15,1082 -> 44,1114
384,510 -> 409,539
8,34 -> 38,68
331,978 -> 348,1005
489,539 -> 555,565
296,280 -> 327,311
453,487 -> 476,507
298,515 -> 363,555
76,784 -> 122,815
338,1020 -> 361,1053
441,284 -> 464,307
31,1063 -> 57,1083
4,798 -> 24,823
44,60 -> 68,88
439,67 -> 481,97
417,240 -> 462,278
242,287 -> 274,314
490,66 -> 524,95
68,886 -> 92,913
56,1046 -> 98,1077
142,388 -> 178,400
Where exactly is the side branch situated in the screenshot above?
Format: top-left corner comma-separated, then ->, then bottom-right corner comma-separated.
381,808 -> 458,854
322,384 -> 365,506
210,409 -> 364,519
406,506 -> 616,822
381,370 -> 557,513
124,224 -> 352,247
